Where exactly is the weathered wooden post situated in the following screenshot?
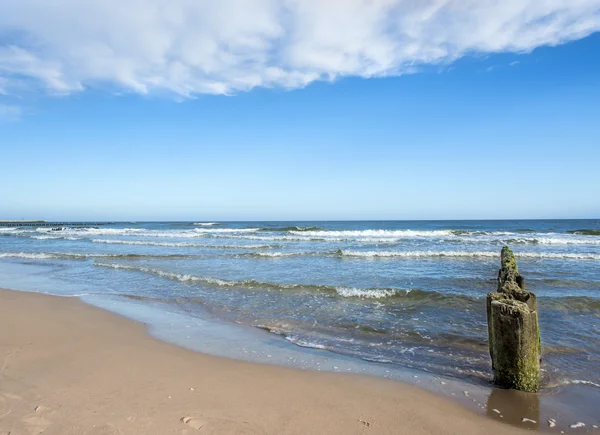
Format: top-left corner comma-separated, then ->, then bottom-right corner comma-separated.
486,247 -> 541,392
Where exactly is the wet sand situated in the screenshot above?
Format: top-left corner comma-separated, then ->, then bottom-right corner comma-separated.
0,288 -> 531,434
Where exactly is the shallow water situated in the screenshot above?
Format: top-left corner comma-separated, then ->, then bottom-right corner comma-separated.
1,220 -> 599,394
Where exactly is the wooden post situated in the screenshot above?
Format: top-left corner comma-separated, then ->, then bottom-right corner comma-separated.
486,247 -> 541,392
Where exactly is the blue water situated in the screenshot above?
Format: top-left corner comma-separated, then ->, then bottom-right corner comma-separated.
1,219 -> 599,391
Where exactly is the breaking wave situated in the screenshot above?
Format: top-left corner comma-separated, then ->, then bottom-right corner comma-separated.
90,239 -> 279,249
259,226 -> 323,232
284,336 -> 328,350
503,237 -> 600,245
93,262 -> 416,299
338,250 -> 600,260
567,229 -> 600,236
0,252 -> 194,260
193,228 -> 260,233
289,229 -> 455,238
33,227 -> 257,238
237,251 -> 316,258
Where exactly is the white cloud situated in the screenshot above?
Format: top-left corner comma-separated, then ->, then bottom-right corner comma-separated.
0,0 -> 599,97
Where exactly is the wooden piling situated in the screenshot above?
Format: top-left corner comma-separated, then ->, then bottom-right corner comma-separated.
486,247 -> 541,392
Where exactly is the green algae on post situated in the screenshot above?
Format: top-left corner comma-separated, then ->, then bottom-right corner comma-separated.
486,247 -> 541,392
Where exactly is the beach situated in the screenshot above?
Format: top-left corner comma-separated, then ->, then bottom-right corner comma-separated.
0,288 -> 535,435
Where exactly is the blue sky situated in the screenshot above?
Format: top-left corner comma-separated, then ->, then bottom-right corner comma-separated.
1,2 -> 599,221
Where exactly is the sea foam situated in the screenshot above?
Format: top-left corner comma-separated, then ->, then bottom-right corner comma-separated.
90,239 -> 277,249
339,250 -> 600,260
289,229 -> 455,238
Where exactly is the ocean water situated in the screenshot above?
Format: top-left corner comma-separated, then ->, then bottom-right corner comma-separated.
1,220 -> 599,392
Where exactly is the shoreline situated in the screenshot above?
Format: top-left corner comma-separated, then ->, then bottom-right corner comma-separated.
0,287 -> 533,434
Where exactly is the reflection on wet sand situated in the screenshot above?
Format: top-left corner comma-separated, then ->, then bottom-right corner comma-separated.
487,388 -> 540,430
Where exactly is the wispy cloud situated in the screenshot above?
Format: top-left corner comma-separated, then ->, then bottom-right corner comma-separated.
0,104 -> 21,121
1,0 -> 599,97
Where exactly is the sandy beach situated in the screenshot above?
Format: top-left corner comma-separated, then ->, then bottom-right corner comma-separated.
0,288 -> 532,435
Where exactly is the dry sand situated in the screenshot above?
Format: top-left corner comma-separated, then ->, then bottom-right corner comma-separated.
0,288 -> 528,435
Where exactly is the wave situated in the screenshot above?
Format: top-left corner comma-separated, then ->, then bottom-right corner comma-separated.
37,227 -> 146,236
34,227 -> 252,239
117,293 -> 169,303
0,252 -> 59,260
284,336 -> 328,350
450,230 -> 491,236
289,229 -> 455,238
503,237 -> 600,245
567,229 -> 600,236
193,228 -> 260,233
30,235 -> 63,240
90,239 -> 280,249
259,226 -> 323,232
88,262 -> 600,312
93,262 -> 417,299
209,234 -> 340,242
334,287 -> 398,298
561,379 -> 600,389
213,231 -> 600,246
338,250 -> 600,260
542,296 -> 600,312
91,262 -> 496,306
26,226 -> 600,246
237,251 -> 316,258
30,235 -> 82,241
192,222 -> 218,226
0,252 -> 194,260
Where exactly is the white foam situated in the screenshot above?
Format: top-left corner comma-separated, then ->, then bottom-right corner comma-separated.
244,251 -> 310,257
564,379 -> 600,388
90,239 -> 275,249
512,237 -> 600,245
0,252 -> 57,259
340,250 -> 498,258
289,229 -> 455,238
28,234 -> 82,241
518,252 -> 600,260
0,252 -> 192,260
212,234 -> 327,241
335,287 -> 398,298
32,227 -> 262,238
211,233 -> 413,243
285,336 -> 328,350
193,228 -> 260,233
33,227 -> 217,239
192,222 -> 218,226
339,250 -> 600,260
36,227 -> 145,235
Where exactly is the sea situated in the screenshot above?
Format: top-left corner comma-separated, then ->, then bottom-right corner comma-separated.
1,220 -> 599,428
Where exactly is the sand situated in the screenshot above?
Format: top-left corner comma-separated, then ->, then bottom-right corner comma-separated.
0,288 -> 527,435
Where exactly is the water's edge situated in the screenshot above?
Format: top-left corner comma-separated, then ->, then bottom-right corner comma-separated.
2,284 -> 598,433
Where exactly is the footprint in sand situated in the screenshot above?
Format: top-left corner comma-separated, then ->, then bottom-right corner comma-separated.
20,405 -> 55,435
21,414 -> 51,434
181,416 -> 262,434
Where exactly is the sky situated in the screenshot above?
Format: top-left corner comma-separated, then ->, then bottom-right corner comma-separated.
1,1 -> 600,221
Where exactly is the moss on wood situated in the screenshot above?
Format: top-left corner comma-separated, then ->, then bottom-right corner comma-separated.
487,247 -> 541,392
